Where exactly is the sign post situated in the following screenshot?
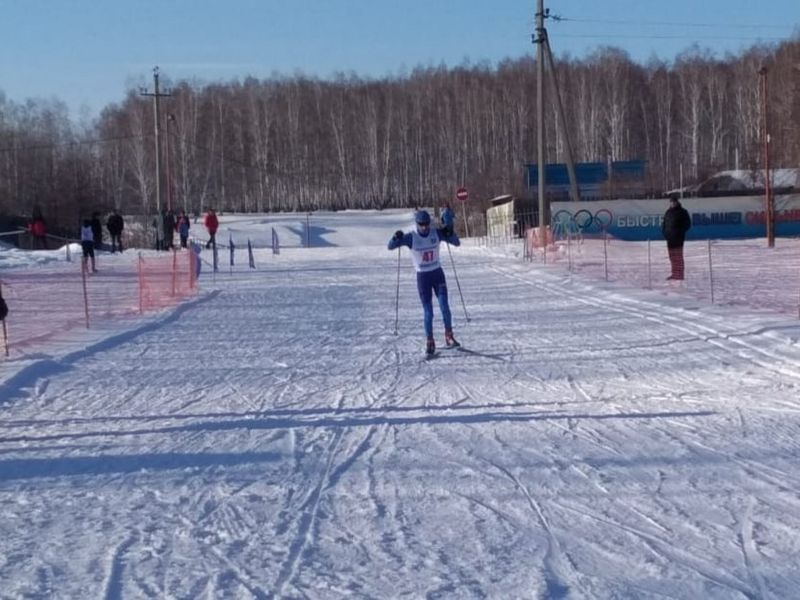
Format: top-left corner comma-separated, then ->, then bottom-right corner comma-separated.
456,187 -> 470,238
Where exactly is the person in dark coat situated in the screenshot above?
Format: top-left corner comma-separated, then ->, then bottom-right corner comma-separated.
163,209 -> 176,250
662,198 -> 692,280
90,212 -> 103,251
440,202 -> 455,236
153,210 -> 165,250
106,209 -> 124,253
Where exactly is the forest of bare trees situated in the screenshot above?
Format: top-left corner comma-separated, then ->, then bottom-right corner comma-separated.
1,38 -> 799,234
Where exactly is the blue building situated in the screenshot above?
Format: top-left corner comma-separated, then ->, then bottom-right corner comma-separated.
526,160 -> 649,200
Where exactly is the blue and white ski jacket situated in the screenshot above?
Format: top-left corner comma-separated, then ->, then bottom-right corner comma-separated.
388,227 -> 460,273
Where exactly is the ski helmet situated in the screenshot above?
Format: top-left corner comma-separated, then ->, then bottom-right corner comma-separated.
415,210 -> 431,226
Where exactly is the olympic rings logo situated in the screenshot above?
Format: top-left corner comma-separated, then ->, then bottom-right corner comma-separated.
552,208 -> 613,232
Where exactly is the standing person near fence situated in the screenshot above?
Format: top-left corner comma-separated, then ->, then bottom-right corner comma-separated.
90,212 -> 103,251
204,208 -> 219,249
388,210 -> 461,358
440,202 -> 455,235
80,219 -> 97,273
153,210 -> 165,251
28,207 -> 47,250
107,209 -> 124,253
662,198 -> 692,280
177,210 -> 191,249
163,209 -> 176,251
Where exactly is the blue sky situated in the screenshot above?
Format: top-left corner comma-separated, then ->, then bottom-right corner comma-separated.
1,0 -> 798,119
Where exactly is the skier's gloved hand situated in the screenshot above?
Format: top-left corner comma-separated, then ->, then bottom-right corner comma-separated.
393,230 -> 404,241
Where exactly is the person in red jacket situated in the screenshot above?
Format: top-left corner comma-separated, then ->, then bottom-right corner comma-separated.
29,206 -> 47,249
204,208 -> 219,249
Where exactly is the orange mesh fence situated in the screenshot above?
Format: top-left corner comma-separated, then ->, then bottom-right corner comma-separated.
138,250 -> 197,312
0,250 -> 197,358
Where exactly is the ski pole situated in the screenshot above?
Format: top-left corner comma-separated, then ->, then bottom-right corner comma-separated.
446,243 -> 470,322
393,246 -> 401,335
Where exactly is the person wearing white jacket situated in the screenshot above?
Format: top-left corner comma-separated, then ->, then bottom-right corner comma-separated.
80,219 -> 97,273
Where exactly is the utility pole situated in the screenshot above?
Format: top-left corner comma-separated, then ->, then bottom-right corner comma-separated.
542,29 -> 581,204
535,0 -> 546,244
140,66 -> 172,215
165,113 -> 175,211
533,1 -> 580,245
759,66 -> 774,248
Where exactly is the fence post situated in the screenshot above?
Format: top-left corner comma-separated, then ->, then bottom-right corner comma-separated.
189,246 -> 196,289
81,259 -> 90,329
138,252 -> 144,314
647,239 -> 652,289
171,248 -> 178,297
707,239 -> 715,304
567,231 -> 572,272
603,229 -> 609,281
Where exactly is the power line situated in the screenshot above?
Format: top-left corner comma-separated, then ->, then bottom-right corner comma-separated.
556,16 -> 796,30
557,33 -> 789,41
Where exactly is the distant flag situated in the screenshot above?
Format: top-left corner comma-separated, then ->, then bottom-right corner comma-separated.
272,227 -> 280,255
229,232 -> 235,267
248,239 -> 256,269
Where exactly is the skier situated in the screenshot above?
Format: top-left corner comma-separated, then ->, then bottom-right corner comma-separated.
388,210 -> 461,357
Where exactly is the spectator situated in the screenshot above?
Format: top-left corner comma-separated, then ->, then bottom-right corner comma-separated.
204,208 -> 219,249
29,207 -> 47,250
106,209 -> 124,253
90,212 -> 103,251
176,209 -> 191,249
662,198 -> 692,280
440,202 -> 455,236
153,210 -> 166,250
80,219 -> 97,273
163,208 -> 176,250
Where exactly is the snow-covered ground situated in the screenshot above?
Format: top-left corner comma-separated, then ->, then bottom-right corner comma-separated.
2,211 -> 800,598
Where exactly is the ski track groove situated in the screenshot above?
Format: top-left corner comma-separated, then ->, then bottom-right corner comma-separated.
739,496 -> 769,600
555,501 -> 757,599
487,459 -> 577,599
102,533 -> 139,600
272,417 -> 377,598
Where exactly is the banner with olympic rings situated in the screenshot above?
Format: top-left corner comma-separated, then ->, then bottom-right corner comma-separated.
551,194 -> 800,240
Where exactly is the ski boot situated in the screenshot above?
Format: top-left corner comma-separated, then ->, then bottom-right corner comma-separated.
444,329 -> 460,348
425,337 -> 436,357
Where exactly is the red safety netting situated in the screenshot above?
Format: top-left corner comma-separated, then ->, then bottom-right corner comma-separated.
0,249 -> 197,358
138,250 -> 197,312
